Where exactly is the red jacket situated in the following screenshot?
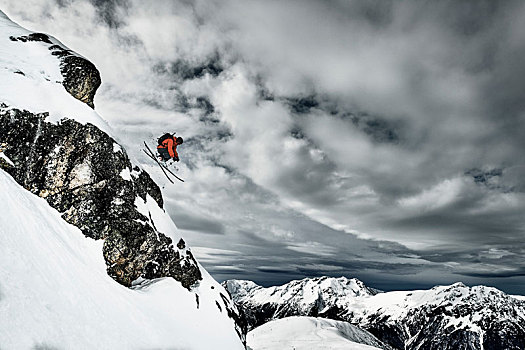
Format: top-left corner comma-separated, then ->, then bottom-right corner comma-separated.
157,137 -> 179,159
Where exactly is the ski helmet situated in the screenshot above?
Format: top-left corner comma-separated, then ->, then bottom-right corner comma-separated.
176,137 -> 183,144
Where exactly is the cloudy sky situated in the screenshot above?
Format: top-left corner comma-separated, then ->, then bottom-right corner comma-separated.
4,0 -> 525,294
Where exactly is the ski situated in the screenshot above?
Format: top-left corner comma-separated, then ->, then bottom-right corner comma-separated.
157,158 -> 185,182
143,141 -> 185,182
143,142 -> 184,182
142,149 -> 174,184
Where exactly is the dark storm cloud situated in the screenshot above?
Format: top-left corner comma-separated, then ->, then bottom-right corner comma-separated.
284,95 -> 319,115
88,0 -> 129,28
159,56 -> 224,82
285,94 -> 401,143
467,168 -> 503,184
197,213 -> 437,289
423,248 -> 525,280
456,270 -> 525,279
391,207 -> 524,239
55,0 -> 129,28
168,210 -> 225,235
295,259 -> 425,277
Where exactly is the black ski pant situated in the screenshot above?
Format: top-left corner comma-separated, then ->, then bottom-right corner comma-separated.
157,147 -> 171,161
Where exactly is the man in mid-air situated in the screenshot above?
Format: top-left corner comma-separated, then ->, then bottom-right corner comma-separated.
157,133 -> 183,163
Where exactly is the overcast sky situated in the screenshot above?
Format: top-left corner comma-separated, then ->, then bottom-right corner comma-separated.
4,0 -> 525,294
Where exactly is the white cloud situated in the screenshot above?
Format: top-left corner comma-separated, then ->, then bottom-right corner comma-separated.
286,241 -> 337,257
398,177 -> 465,211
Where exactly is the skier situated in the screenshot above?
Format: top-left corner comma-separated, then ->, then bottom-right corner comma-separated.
143,138 -> 185,183
157,133 -> 183,163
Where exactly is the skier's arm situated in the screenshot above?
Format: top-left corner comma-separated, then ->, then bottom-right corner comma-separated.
168,139 -> 179,160
167,138 -> 175,158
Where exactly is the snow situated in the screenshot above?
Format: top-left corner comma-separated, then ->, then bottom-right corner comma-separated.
0,169 -> 244,349
113,142 -> 123,153
342,282 -> 523,344
0,10 -> 111,134
0,151 -> 13,165
247,317 -> 383,350
227,276 -> 379,317
224,279 -> 262,299
134,194 -> 181,241
119,167 -> 132,181
512,295 -> 525,301
233,276 -> 525,348
352,283 -> 499,320
68,160 -> 93,188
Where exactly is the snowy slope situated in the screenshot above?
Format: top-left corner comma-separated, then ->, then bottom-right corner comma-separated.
247,317 -> 384,350
0,169 -> 243,349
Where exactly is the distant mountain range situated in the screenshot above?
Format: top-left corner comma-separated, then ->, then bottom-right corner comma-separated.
224,276 -> 525,350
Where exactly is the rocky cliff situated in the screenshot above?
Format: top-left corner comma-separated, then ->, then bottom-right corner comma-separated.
0,106 -> 202,288
0,9 -> 246,346
0,6 -> 201,291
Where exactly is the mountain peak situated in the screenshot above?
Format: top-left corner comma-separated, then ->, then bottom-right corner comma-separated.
223,276 -> 380,331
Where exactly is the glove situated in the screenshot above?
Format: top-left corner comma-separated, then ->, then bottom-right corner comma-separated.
174,156 -> 179,162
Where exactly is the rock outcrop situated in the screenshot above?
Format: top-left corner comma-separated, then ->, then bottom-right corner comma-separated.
1,23 -> 200,289
10,32 -> 101,108
0,106 -> 201,288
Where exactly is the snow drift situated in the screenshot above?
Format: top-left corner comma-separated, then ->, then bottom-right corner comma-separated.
247,316 -> 385,350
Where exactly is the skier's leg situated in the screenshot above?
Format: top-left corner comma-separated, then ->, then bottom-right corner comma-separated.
157,148 -> 170,161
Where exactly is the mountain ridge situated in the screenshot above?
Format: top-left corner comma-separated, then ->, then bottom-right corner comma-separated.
224,276 -> 525,350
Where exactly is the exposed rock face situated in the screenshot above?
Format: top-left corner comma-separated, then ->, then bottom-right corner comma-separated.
0,107 -> 201,288
226,278 -> 525,350
52,45 -> 101,109
10,33 -> 101,108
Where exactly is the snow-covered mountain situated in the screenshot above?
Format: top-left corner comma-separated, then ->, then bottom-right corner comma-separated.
247,316 -> 386,350
224,276 -> 379,330
0,9 -> 244,349
225,277 -> 525,350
